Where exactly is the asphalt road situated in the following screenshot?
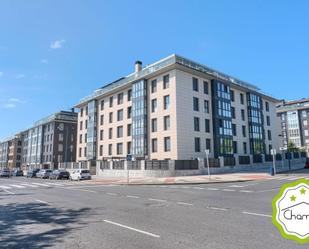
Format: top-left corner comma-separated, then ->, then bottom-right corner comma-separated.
1,170 -> 309,249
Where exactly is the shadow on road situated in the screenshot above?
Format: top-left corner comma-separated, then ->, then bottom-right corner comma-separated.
0,202 -> 91,248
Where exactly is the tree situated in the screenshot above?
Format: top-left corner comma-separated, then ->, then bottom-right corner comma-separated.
287,141 -> 299,152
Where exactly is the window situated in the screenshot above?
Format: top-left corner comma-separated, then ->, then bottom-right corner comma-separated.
242,125 -> 246,137
240,93 -> 244,104
86,106 -> 88,115
243,142 -> 247,154
305,130 -> 309,136
100,130 -> 103,141
269,145 -> 273,154
304,120 -> 308,126
152,118 -> 157,132
163,74 -> 169,89
233,141 -> 238,154
151,79 -> 157,93
265,101 -> 269,112
79,134 -> 82,144
80,108 -> 83,117
58,144 -> 63,152
193,97 -> 199,111
117,143 -> 123,155
128,89 -> 132,101
117,109 -> 123,121
109,96 -> 113,107
232,123 -> 237,136
127,142 -> 132,154
203,81 -> 209,94
151,99 -> 157,112
241,109 -> 245,121
117,126 -> 123,138
152,139 -> 158,153
230,90 -> 234,102
266,116 -> 270,126
164,95 -> 170,110
164,137 -> 171,152
205,119 -> 210,133
302,110 -> 307,118
80,121 -> 83,130
231,107 -> 235,119
100,100 -> 104,111
85,133 -> 87,143
192,77 -> 199,91
206,139 -> 211,151
268,130 -> 272,140
194,117 -> 200,131
164,116 -> 170,130
85,120 -> 88,129
109,128 -> 112,139
99,145 -> 103,156
59,133 -> 63,141
204,100 -> 209,113
127,106 -> 132,119
118,93 -> 123,105
127,124 -> 132,136
100,115 -> 104,126
108,144 -> 112,155
109,112 -> 113,123
194,137 -> 201,152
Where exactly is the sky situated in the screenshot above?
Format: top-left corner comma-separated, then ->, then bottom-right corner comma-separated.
0,0 -> 309,140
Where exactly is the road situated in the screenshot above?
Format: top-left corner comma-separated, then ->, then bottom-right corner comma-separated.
1,170 -> 309,249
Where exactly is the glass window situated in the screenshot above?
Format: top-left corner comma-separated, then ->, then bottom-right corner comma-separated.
194,117 -> 200,131
193,97 -> 199,111
100,115 -> 104,126
127,124 -> 132,136
99,145 -> 103,156
100,130 -> 103,141
117,109 -> 123,121
80,108 -> 83,117
151,79 -> 157,93
240,93 -> 244,105
127,89 -> 132,101
205,119 -> 210,133
164,95 -> 170,110
193,77 -> 199,91
85,133 -> 87,143
206,139 -> 211,152
152,139 -> 158,153
164,116 -> 170,130
242,125 -> 246,137
58,144 -> 63,152
163,74 -> 169,89
109,128 -> 112,139
101,100 -> 104,111
118,93 -> 123,105
268,130 -> 272,140
127,142 -> 131,154
233,141 -> 238,154
230,90 -> 234,102
194,137 -> 200,152
243,142 -> 247,154
109,112 -> 113,123
203,81 -> 209,94
231,107 -> 235,119
79,134 -> 82,144
152,118 -> 157,132
151,99 -> 157,112
267,116 -> 270,126
164,137 -> 171,152
204,100 -> 209,113
59,133 -> 63,141
108,144 -> 112,155
232,123 -> 236,136
117,126 -> 123,138
127,106 -> 132,119
109,96 -> 113,107
265,101 -> 269,112
80,121 -> 83,130
302,110 -> 307,118
241,109 -> 245,121
117,143 -> 123,155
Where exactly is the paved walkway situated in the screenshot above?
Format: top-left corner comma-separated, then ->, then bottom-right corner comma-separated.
90,172 -> 275,185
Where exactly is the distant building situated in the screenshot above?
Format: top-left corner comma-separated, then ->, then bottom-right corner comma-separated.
19,110 -> 78,169
0,134 -> 22,169
75,54 -> 280,163
277,98 -> 309,150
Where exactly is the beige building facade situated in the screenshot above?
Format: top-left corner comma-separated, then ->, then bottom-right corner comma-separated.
76,54 -> 280,162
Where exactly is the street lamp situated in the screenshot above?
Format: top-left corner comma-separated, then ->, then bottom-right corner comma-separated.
205,149 -> 210,180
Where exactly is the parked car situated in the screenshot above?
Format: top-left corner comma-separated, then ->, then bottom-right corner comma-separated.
305,158 -> 309,168
0,168 -> 10,177
12,169 -> 23,176
36,169 -> 53,179
49,170 -> 70,180
27,168 -> 40,178
70,169 -> 91,181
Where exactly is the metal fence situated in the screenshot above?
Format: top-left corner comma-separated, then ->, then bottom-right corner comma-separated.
112,160 -> 125,170
127,160 -> 142,170
239,156 -> 250,165
253,154 -> 262,163
175,160 -> 198,170
224,157 -> 235,166
145,160 -> 169,170
208,158 -> 220,168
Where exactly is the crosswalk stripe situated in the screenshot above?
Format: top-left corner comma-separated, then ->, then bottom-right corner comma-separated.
9,184 -> 25,189
20,183 -> 39,188
31,183 -> 51,187
0,185 -> 12,189
47,183 -> 64,186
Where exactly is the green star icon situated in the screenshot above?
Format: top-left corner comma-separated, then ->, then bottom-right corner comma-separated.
300,188 -> 306,195
290,195 -> 297,202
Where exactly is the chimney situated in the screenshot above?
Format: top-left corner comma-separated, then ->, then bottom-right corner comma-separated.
71,108 -> 75,113
135,60 -> 142,73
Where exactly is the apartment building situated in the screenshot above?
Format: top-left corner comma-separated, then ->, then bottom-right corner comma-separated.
75,54 -> 280,162
20,110 -> 78,169
0,134 -> 22,169
277,98 -> 309,150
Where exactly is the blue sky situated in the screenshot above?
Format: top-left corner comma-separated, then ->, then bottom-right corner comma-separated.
0,1 -> 308,140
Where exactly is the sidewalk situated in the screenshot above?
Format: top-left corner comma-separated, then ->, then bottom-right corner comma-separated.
89,172 -> 275,185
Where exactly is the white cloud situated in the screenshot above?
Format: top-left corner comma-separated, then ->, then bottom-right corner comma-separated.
3,103 -> 16,109
50,39 -> 65,49
9,98 -> 23,103
16,74 -> 25,79
41,59 -> 48,64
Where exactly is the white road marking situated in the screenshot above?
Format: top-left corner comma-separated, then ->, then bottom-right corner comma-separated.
207,206 -> 228,211
288,176 -> 304,181
176,201 -> 193,206
35,199 -> 48,204
159,185 -> 167,188
75,188 -> 97,193
31,183 -> 51,187
20,183 -> 39,188
180,186 -> 189,189
207,188 -> 219,191
106,192 -> 117,196
9,184 -> 25,189
222,189 -> 235,192
103,219 -> 160,238
239,190 -> 254,193
3,189 -> 15,194
242,211 -> 271,218
0,185 -> 12,189
193,187 -> 204,190
47,182 -> 64,186
229,185 -> 245,188
148,198 -> 167,202
126,195 -> 140,199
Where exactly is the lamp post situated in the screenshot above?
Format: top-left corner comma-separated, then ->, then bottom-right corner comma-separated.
205,149 -> 210,180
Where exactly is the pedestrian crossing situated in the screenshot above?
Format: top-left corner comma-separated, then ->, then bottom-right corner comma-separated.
273,174 -> 309,181
0,181 -> 92,191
